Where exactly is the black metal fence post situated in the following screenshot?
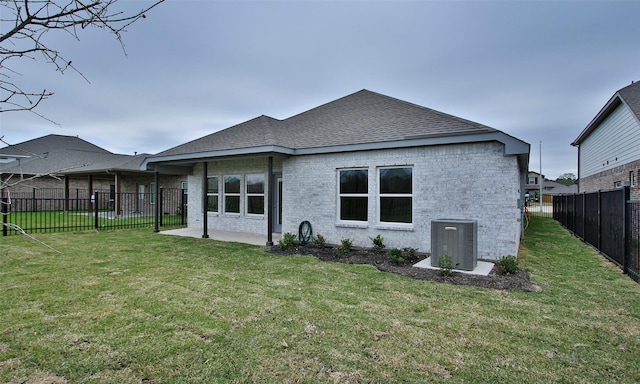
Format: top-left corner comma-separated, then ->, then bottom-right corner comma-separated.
2,197 -> 8,237
181,188 -> 186,226
94,192 -> 99,230
159,187 -> 164,228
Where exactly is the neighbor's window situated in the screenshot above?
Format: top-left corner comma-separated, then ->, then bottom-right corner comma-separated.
528,176 -> 538,184
379,167 -> 412,224
246,174 -> 265,215
150,182 -> 157,204
339,169 -> 368,221
206,177 -> 219,213
224,175 -> 241,214
630,171 -> 637,187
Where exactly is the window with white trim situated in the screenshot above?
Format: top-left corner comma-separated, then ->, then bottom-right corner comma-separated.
224,175 -> 241,214
339,169 -> 368,222
246,174 -> 265,215
379,167 -> 412,224
206,177 -> 219,213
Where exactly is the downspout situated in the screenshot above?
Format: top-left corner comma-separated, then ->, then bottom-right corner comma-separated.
202,161 -> 209,239
267,156 -> 274,246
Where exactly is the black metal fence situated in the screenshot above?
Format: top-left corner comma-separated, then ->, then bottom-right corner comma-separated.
554,186 -> 639,283
1,188 -> 186,236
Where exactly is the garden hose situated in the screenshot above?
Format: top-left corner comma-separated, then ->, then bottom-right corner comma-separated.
298,221 -> 312,244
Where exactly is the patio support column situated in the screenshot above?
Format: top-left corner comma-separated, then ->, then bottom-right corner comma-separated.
267,156 -> 274,246
154,171 -> 160,233
88,175 -> 94,213
202,161 -> 209,238
115,172 -> 121,217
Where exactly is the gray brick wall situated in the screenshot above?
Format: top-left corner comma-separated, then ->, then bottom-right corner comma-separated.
188,158 -> 283,234
187,143 -> 523,261
283,142 -> 522,261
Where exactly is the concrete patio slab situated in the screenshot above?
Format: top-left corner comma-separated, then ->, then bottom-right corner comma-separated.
413,257 -> 495,276
160,227 -> 281,246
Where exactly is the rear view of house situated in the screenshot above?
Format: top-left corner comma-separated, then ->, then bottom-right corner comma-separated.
143,90 -> 530,260
572,81 -> 640,199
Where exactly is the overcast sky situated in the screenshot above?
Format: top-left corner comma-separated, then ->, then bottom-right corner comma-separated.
2,0 -> 639,180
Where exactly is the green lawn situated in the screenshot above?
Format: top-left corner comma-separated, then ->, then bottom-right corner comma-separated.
0,218 -> 638,383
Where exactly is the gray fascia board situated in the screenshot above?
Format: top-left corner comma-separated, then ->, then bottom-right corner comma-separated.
293,131 -> 530,157
142,133 -> 529,171
141,145 -> 295,170
572,94 -> 622,146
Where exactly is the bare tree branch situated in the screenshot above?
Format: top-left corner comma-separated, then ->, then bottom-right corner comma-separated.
0,0 -> 165,115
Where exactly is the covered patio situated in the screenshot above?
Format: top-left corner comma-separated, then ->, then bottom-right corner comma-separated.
160,227 -> 282,246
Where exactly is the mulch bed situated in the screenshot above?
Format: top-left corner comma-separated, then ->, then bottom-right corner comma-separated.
268,245 -> 542,292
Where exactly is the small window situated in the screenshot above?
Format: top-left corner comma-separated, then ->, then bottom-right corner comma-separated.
630,171 -> 637,187
379,167 -> 412,224
528,176 -> 538,184
150,182 -> 156,204
246,174 -> 265,215
206,177 -> 219,213
339,169 -> 368,221
224,175 -> 241,214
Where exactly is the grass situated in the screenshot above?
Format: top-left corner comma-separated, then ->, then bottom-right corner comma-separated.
0,218 -> 639,383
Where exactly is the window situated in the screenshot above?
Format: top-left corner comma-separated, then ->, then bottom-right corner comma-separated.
181,181 -> 188,192
224,175 -> 241,214
150,182 -> 156,204
246,174 -> 265,215
339,169 -> 368,221
379,167 -> 412,224
630,171 -> 637,187
206,177 -> 219,212
528,176 -> 538,184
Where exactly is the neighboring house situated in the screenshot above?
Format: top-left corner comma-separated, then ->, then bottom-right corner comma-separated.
525,171 -> 577,202
143,90 -> 530,260
572,81 -> 640,200
0,134 -> 187,214
525,171 -> 544,201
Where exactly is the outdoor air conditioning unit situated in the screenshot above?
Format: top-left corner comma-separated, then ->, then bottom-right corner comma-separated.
431,219 -> 477,271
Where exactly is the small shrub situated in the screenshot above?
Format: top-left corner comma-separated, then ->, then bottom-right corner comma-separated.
387,248 -> 404,264
370,234 -> 385,253
496,255 -> 519,275
278,233 -> 298,251
312,234 -> 326,249
402,247 -> 418,262
336,238 -> 353,256
437,253 -> 458,277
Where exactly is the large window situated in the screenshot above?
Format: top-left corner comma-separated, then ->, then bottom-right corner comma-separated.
379,167 -> 412,224
206,177 -> 219,213
224,175 -> 241,214
339,169 -> 368,221
246,174 -> 265,215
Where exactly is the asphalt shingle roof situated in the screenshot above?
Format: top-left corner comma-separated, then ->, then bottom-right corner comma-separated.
155,90 -> 497,157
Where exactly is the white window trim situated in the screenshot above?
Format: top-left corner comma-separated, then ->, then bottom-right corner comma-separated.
337,168 -> 369,225
206,176 -> 219,214
245,173 -> 265,217
377,166 -> 414,228
223,175 -> 241,215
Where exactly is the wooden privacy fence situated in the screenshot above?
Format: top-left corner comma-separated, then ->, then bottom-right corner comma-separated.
1,188 -> 186,236
553,186 -> 639,284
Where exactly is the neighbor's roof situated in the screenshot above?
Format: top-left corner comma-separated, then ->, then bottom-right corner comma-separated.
572,81 -> 640,146
0,134 -> 152,176
0,134 -> 111,157
145,89 -> 529,169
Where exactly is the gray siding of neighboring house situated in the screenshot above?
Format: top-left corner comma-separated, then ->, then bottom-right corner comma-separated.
283,142 -> 521,261
579,103 -> 640,178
